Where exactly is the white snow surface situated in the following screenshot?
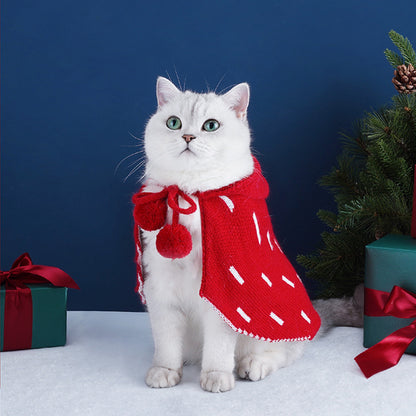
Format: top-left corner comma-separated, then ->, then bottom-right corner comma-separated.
1,311 -> 416,416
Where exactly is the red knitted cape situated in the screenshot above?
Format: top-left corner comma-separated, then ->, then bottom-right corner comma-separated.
133,159 -> 321,342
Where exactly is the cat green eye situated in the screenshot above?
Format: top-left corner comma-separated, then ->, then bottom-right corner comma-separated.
166,116 -> 182,130
202,119 -> 220,132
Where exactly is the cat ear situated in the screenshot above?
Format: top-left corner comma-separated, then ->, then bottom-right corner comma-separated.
156,77 -> 180,107
222,83 -> 250,120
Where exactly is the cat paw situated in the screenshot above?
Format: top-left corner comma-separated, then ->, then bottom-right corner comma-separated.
145,366 -> 182,388
237,354 -> 274,381
200,370 -> 235,393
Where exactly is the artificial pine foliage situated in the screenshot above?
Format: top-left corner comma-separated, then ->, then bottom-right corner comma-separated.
297,31 -> 416,299
385,30 -> 416,67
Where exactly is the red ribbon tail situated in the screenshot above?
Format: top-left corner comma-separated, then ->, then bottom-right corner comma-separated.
3,286 -> 33,351
355,321 -> 416,378
26,265 -> 80,289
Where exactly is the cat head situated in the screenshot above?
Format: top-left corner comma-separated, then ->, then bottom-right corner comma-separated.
143,77 -> 254,192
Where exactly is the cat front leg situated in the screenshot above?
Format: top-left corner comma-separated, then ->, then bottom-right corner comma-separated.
145,302 -> 186,388
200,307 -> 238,393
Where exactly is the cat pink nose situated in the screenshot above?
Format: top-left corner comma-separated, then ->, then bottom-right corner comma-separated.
182,134 -> 196,143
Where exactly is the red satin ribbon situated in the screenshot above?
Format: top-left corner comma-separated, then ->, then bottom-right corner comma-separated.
363,287 -> 390,317
0,253 -> 79,351
355,286 -> 416,378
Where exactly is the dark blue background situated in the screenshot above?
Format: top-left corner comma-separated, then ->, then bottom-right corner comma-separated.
2,1 -> 415,311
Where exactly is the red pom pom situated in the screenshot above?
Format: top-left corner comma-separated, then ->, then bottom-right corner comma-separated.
134,200 -> 167,231
156,224 -> 193,259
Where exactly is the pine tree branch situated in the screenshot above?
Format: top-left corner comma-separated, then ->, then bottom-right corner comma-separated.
317,209 -> 338,229
297,32 -> 416,299
340,121 -> 371,160
384,48 -> 404,68
388,30 -> 416,66
319,153 -> 365,201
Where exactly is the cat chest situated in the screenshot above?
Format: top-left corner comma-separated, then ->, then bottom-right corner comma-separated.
140,193 -> 203,306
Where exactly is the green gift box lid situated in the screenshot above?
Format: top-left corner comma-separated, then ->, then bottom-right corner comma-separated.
364,234 -> 416,354
0,284 -> 68,351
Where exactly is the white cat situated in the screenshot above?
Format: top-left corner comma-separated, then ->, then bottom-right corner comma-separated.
135,77 -> 317,393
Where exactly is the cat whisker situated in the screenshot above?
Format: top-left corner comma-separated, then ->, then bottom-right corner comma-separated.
251,147 -> 263,158
116,131 -> 148,179
204,78 -> 211,93
173,66 -> 183,92
115,151 -> 143,175
128,132 -> 144,142
165,70 -> 183,92
218,83 -> 238,95
124,159 -> 146,183
214,73 -> 227,94
128,149 -> 173,183
126,158 -> 143,169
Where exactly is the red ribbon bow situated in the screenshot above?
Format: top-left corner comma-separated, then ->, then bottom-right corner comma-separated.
1,253 -> 80,289
132,185 -> 197,230
354,285 -> 416,378
0,253 -> 79,351
132,185 -> 197,259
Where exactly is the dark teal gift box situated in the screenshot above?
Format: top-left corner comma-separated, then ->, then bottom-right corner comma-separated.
0,253 -> 79,352
0,284 -> 68,351
364,234 -> 416,354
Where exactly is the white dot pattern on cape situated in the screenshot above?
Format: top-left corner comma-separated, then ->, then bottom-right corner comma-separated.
261,273 -> 272,287
282,275 -> 295,288
237,307 -> 251,323
229,266 -> 244,285
252,212 -> 261,245
219,195 -> 234,213
267,230 -> 274,250
274,238 -> 283,253
270,312 -> 284,326
301,310 -> 311,324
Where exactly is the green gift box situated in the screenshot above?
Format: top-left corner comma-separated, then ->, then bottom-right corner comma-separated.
0,253 -> 79,352
364,234 -> 416,354
0,284 -> 68,351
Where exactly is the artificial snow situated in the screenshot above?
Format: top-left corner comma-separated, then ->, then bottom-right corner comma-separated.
1,311 -> 416,416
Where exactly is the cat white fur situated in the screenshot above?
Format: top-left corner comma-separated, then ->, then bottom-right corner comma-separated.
141,77 -> 305,393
